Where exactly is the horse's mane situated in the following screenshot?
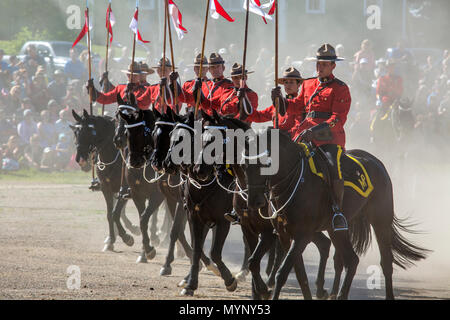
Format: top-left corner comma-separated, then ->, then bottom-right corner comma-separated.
222,116 -> 251,131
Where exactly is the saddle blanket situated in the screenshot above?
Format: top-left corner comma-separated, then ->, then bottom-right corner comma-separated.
298,143 -> 374,198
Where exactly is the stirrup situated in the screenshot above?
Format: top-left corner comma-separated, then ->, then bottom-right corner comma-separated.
224,209 -> 240,225
332,212 -> 348,232
89,178 -> 101,191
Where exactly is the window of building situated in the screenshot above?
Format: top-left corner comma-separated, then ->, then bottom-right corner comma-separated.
306,0 -> 326,14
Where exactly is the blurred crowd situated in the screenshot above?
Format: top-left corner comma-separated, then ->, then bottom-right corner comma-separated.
1,39 -> 449,172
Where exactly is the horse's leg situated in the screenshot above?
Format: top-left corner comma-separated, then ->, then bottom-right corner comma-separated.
267,238 -> 284,288
160,203 -> 173,247
134,190 -> 164,263
247,229 -> 275,300
160,199 -> 181,276
209,221 -> 237,292
111,197 -> 134,247
328,231 -> 359,300
329,248 -> 344,299
265,242 -> 275,277
272,235 -> 310,300
180,215 -> 208,296
119,200 -> 140,236
235,232 -> 250,282
311,232 -> 331,299
149,203 -> 160,247
102,191 -> 116,252
371,217 -> 395,300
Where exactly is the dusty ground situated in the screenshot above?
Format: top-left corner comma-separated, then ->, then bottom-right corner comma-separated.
0,176 -> 448,300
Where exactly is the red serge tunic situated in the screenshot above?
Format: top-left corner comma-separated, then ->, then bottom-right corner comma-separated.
178,78 -> 213,113
96,84 -> 150,110
219,86 -> 258,122
247,93 -> 301,137
376,74 -> 403,106
287,74 -> 351,148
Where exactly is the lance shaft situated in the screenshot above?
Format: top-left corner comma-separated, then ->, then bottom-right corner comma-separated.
102,4 -> 111,116
195,0 -> 211,119
86,7 -> 93,115
165,0 -> 178,112
274,0 -> 279,129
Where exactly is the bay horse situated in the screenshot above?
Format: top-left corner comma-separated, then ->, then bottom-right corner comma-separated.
244,127 -> 430,299
157,110 -> 238,296
116,99 -> 218,278
70,109 -> 138,251
196,110 -> 332,300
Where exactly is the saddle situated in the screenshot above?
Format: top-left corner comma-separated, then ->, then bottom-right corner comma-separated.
298,143 -> 374,198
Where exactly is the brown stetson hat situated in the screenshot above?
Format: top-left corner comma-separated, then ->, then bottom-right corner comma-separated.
313,43 -> 344,62
230,63 -> 254,77
277,67 -> 303,84
188,53 -> 209,67
121,61 -> 145,74
138,61 -> 155,75
152,57 -> 177,69
208,52 -> 225,65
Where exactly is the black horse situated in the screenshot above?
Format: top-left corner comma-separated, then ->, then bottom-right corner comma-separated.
70,109 -> 137,251
244,127 -> 430,299
154,110 -> 238,296
116,100 -> 219,278
196,110 -> 332,299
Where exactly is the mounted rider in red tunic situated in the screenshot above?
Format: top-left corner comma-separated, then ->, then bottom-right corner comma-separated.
272,43 -> 351,231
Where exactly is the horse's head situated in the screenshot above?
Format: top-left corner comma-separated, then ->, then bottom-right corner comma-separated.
192,110 -> 241,181
117,93 -> 155,169
70,109 -> 99,172
150,107 -> 179,173
164,110 -> 196,175
244,128 -> 286,211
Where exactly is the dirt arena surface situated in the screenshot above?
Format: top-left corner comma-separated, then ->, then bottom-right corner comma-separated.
0,171 -> 449,300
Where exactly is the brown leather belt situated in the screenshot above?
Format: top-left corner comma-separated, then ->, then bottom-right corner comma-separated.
303,111 -> 332,119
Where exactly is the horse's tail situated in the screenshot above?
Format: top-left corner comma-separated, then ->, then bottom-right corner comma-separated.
390,215 -> 431,269
348,211 -> 372,256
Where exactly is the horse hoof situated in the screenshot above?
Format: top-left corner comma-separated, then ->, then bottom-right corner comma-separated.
129,225 -> 141,236
102,243 -> 114,252
337,294 -> 348,300
316,289 -> 329,300
226,278 -> 238,292
160,266 -> 172,276
177,279 -> 187,288
328,294 -> 337,300
123,234 -> 134,247
206,263 -> 221,277
145,248 -> 156,260
136,255 -> 148,264
235,269 -> 249,283
180,288 -> 194,296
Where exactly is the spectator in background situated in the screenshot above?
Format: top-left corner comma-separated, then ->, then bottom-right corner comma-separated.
7,85 -> 22,114
23,45 -> 46,77
29,74 -> 50,112
0,49 -> 11,90
54,109 -> 72,138
23,133 -> 43,169
1,135 -> 22,171
37,110 -> 57,149
17,109 -> 37,145
8,55 -> 20,74
354,39 -> 375,75
46,99 -> 60,122
47,70 -> 67,103
64,49 -> 86,80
